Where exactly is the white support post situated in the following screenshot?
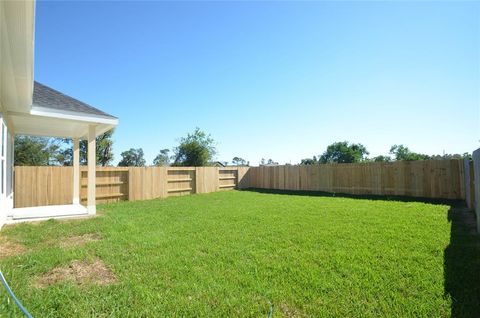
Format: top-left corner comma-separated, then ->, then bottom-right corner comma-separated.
87,126 -> 96,215
73,138 -> 80,204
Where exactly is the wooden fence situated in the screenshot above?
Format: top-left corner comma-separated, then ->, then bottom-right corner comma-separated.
14,166 -> 250,208
248,159 -> 465,200
14,159 -> 468,208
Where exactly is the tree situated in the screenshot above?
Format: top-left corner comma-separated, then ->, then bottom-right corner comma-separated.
172,128 -> 217,166
93,129 -> 115,166
59,129 -> 115,166
372,155 -> 392,162
118,148 -> 146,167
260,158 -> 278,166
153,149 -> 170,166
267,159 -> 278,165
431,153 -> 470,160
232,157 -> 248,166
14,136 -> 62,166
301,156 -> 318,165
319,141 -> 369,164
389,145 -> 430,161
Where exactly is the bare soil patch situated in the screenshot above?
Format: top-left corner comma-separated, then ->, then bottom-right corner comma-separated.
278,303 -> 307,318
0,240 -> 26,259
34,259 -> 117,288
58,233 -> 101,249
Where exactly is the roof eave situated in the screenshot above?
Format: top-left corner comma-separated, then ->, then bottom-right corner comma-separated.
0,1 -> 35,113
31,105 -> 118,126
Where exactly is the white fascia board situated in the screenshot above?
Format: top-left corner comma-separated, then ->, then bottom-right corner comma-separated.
30,105 -> 118,126
13,122 -> 115,139
93,124 -> 116,137
0,1 -> 35,113
77,124 -> 116,139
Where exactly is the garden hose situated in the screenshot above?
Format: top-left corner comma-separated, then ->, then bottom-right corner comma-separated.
0,270 -> 33,318
2,266 -> 272,318
266,298 -> 273,318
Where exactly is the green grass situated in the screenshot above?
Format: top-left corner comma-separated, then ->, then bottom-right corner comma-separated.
1,190 -> 479,317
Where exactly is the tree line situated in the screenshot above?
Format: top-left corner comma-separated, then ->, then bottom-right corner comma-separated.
298,141 -> 470,165
117,128 -> 218,167
14,128 -> 235,167
14,132 -> 469,167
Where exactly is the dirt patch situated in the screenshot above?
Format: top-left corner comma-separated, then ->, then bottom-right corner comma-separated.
58,233 -> 101,249
278,303 -> 307,318
0,240 -> 26,259
34,259 -> 117,288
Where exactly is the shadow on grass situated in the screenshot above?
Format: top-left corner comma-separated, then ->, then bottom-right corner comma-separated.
242,187 -> 462,205
243,188 -> 480,317
444,206 -> 480,318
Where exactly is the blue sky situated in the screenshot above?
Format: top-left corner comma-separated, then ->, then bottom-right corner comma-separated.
35,1 -> 479,165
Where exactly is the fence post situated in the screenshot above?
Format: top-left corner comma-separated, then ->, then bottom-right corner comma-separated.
473,149 -> 480,233
128,168 -> 133,201
194,168 -> 198,194
463,157 -> 473,209
470,161 -> 475,210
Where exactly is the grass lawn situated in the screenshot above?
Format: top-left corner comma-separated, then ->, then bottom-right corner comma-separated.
1,190 -> 479,317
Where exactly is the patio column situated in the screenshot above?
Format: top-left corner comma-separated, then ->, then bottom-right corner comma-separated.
87,125 -> 96,215
72,138 -> 80,204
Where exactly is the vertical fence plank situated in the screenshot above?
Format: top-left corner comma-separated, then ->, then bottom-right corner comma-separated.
14,166 -> 73,208
237,167 -> 250,189
197,167 -> 219,193
464,159 -> 475,210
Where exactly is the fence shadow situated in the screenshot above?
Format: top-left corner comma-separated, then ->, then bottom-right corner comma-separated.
242,187 -> 462,205
444,206 -> 480,317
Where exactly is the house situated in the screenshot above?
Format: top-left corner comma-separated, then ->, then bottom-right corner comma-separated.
212,161 -> 226,167
0,1 -> 118,227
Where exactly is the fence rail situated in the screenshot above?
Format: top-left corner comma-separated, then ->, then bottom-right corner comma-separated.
14,166 -> 250,208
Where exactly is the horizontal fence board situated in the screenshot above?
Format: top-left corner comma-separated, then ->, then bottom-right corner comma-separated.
14,166 -> 248,208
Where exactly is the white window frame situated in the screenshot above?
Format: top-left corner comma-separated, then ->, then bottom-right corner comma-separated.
1,115 -> 5,197
0,113 -> 6,215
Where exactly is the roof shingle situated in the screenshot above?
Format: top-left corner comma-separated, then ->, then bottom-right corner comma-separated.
33,81 -> 116,119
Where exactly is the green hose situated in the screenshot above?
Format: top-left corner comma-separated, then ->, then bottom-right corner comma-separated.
267,299 -> 273,318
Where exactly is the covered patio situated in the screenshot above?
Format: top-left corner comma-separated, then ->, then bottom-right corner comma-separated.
0,2 -> 117,226
5,82 -> 118,223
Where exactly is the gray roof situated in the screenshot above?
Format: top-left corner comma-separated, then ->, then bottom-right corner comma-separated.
33,81 -> 117,119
